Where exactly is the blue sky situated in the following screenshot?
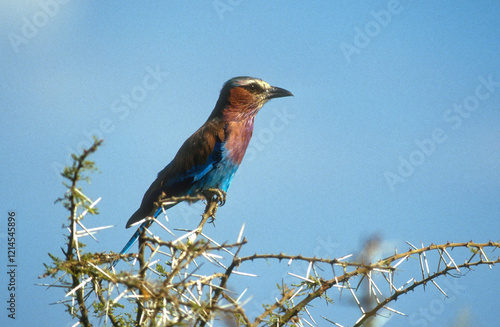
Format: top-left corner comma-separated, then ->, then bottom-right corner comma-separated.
1,1 -> 499,326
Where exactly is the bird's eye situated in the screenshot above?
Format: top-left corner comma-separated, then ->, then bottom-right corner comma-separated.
248,83 -> 260,91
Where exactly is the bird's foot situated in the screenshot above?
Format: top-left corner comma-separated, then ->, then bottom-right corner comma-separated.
203,188 -> 226,206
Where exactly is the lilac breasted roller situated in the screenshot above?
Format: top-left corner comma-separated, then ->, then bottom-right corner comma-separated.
119,76 -> 292,256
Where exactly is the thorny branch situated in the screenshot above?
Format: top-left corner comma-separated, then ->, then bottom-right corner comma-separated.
54,137 -> 102,327
43,140 -> 499,326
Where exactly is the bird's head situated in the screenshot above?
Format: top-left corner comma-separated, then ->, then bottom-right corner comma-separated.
211,76 -> 293,120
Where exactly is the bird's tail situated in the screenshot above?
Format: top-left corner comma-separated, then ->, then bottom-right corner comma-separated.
113,208 -> 162,267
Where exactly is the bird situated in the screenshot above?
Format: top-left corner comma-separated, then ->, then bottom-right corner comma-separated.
118,76 -> 293,256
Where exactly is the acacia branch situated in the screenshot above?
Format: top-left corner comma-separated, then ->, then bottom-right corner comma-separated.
61,138 -> 102,327
252,285 -> 295,326
354,247 -> 500,326
47,140 -> 500,326
276,241 -> 499,326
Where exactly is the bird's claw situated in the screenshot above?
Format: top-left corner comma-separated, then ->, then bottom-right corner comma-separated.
203,188 -> 226,206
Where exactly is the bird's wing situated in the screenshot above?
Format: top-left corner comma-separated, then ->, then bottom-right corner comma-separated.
126,120 -> 226,228
161,121 -> 226,188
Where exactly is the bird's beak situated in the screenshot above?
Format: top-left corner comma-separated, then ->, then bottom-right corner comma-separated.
267,86 -> 293,99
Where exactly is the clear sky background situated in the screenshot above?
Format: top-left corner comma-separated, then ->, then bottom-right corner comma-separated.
1,1 -> 499,326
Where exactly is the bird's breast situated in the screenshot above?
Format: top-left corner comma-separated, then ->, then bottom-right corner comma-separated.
223,119 -> 255,165
187,119 -> 255,193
